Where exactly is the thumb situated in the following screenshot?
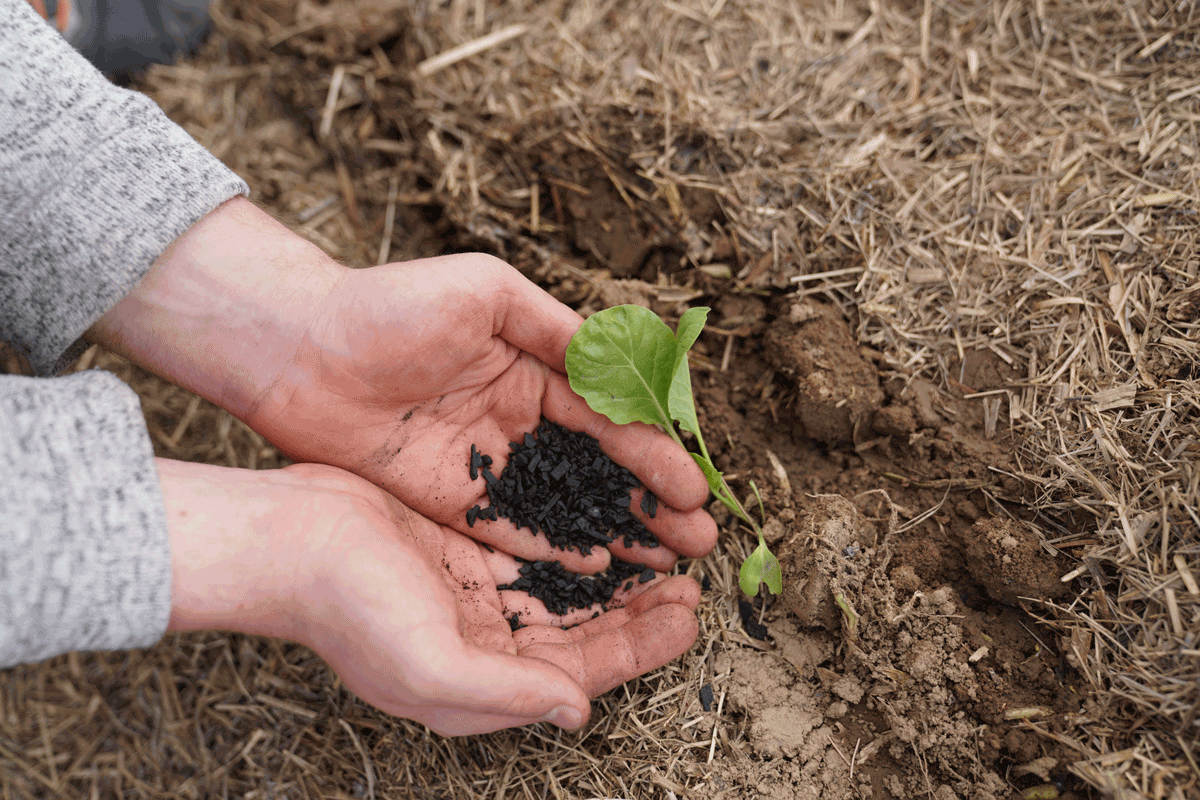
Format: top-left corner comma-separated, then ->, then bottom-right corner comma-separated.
489,259 -> 583,372
416,645 -> 592,735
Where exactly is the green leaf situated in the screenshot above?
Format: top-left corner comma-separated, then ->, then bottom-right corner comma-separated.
667,307 -> 708,440
673,307 -> 709,371
739,540 -> 783,597
566,305 -> 676,429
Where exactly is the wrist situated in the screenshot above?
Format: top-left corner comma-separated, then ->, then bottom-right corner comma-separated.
158,458 -> 308,639
88,197 -> 345,420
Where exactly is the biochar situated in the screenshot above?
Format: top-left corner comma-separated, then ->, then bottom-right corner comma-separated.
498,557 -> 650,618
468,418 -> 664,621
467,419 -> 660,555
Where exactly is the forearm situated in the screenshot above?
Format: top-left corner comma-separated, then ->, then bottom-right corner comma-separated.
0,0 -> 248,376
157,458 -> 306,639
0,372 -> 171,667
87,197 -> 345,421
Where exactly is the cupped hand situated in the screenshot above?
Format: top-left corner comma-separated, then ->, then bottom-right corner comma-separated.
92,197 -> 717,574
253,252 -> 717,573
160,458 -> 702,736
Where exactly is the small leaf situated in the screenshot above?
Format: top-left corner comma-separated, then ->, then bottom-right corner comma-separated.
761,544 -> 783,595
667,308 -> 709,440
671,362 -> 702,440
739,540 -> 783,597
566,305 -> 676,429
673,307 -> 709,370
739,546 -> 766,597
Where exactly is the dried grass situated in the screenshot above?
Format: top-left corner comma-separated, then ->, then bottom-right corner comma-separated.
3,0 -> 1199,796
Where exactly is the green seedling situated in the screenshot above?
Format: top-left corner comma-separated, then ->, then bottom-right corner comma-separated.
834,593 -> 859,638
565,304 -> 782,597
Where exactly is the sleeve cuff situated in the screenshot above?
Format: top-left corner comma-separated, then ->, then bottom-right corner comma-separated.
0,371 -> 171,666
0,0 -> 248,375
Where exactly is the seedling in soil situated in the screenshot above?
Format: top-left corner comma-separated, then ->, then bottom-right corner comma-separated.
834,593 -> 859,639
565,304 -> 783,597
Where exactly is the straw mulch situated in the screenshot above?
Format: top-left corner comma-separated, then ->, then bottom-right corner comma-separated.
2,0 -> 1199,797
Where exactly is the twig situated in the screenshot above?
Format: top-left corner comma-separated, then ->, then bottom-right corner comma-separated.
416,25 -> 527,77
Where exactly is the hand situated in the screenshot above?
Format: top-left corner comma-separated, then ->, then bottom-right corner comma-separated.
92,198 -> 718,573
159,458 -> 703,736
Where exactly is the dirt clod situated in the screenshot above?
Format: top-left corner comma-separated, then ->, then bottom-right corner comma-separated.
779,496 -> 875,631
962,518 -> 1065,604
765,301 -> 884,444
872,404 -> 917,437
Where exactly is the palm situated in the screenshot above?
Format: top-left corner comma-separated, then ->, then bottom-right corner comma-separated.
251,255 -> 716,571
295,474 -> 701,736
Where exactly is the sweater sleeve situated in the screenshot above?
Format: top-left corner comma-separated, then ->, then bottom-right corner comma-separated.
0,371 -> 171,667
0,0 -> 249,376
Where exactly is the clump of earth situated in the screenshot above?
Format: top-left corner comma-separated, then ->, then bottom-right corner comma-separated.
689,498 -> 1076,800
962,517 -> 1066,604
764,300 -> 885,444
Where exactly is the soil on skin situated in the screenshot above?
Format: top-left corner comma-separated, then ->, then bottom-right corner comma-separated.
533,155 -> 1084,800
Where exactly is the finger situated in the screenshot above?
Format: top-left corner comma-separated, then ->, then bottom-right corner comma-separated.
403,643 -> 591,735
482,547 -> 667,628
542,373 -> 710,511
568,575 -> 702,636
607,488 -> 718,570
515,602 -> 700,697
487,259 -> 585,373
513,576 -> 702,643
465,504 -> 611,573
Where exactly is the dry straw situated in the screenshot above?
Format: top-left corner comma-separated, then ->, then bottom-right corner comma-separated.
2,0 -> 1198,796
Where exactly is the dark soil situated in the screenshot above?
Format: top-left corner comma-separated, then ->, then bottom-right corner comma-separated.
467,418 -> 660,555
498,557 -> 651,619
470,418 -> 661,620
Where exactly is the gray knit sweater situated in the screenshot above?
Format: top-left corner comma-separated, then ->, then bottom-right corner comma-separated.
0,0 -> 248,666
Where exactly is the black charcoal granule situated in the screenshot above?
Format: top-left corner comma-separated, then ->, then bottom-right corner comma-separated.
737,599 -> 770,641
699,683 -> 714,712
497,557 -> 647,617
640,490 -> 658,518
469,443 -> 481,481
507,613 -> 523,632
638,567 -> 656,584
466,419 -> 661,555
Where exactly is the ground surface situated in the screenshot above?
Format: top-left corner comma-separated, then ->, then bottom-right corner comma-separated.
532,217 -> 1085,800
3,0 -> 1199,797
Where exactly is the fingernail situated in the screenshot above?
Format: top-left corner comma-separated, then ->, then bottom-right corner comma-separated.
546,705 -> 583,729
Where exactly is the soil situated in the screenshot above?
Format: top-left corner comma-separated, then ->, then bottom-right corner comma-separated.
472,418 -> 662,620
526,154 -> 1089,799
669,324 -> 1085,800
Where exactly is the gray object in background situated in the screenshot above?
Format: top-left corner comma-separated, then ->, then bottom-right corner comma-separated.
36,0 -> 212,77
